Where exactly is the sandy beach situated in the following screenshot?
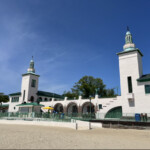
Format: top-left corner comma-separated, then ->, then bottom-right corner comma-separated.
0,124 -> 150,149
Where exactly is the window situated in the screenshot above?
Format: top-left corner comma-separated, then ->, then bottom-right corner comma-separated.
128,76 -> 133,93
31,79 -> 36,87
145,85 -> 150,94
20,107 -> 29,113
99,104 -> 102,109
11,97 -> 19,102
23,90 -> 25,101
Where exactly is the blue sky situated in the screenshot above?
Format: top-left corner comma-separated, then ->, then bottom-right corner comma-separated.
0,0 -> 150,95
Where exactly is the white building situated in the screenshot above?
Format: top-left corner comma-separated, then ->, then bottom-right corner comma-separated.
8,57 -> 63,113
117,29 -> 150,116
7,29 -> 150,119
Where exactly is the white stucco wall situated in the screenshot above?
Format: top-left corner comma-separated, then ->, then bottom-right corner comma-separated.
40,96 -> 118,114
21,74 -> 39,102
8,96 -> 21,112
118,50 -> 150,116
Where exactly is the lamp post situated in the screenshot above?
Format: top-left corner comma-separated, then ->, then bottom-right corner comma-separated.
89,95 -> 92,119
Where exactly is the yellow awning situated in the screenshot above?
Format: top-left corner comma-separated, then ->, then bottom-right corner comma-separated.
42,106 -> 54,110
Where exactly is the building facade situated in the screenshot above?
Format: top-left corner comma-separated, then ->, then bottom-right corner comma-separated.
7,29 -> 150,118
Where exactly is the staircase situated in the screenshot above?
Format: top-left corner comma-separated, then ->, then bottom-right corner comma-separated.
97,97 -> 122,119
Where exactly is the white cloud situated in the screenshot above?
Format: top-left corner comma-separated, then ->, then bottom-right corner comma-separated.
0,14 -> 38,94
39,78 -> 69,94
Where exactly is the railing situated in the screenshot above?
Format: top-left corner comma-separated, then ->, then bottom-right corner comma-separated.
120,113 -> 150,122
0,112 -> 96,122
96,112 -> 150,122
0,112 -> 150,123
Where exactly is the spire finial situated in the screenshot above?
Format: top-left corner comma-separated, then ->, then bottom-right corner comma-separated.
27,56 -> 35,73
127,26 -> 130,31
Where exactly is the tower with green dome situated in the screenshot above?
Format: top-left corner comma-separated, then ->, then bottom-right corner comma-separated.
21,57 -> 40,103
117,27 -> 144,114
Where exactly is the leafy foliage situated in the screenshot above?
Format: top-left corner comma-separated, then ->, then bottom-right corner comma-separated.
0,93 -> 9,104
63,76 -> 116,99
62,91 -> 78,99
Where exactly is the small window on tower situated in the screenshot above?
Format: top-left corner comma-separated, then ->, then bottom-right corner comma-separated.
23,90 -> 25,101
99,104 -> 102,109
31,79 -> 36,88
127,76 -> 133,93
145,85 -> 150,94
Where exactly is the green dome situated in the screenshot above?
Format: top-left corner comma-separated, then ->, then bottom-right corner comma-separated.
126,31 -> 131,35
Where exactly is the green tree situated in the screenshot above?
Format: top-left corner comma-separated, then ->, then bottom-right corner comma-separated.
62,91 -> 78,99
106,89 -> 115,97
63,76 -> 116,98
0,93 -> 9,106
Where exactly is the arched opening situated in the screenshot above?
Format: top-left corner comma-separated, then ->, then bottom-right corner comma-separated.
38,97 -> 42,102
67,102 -> 78,114
82,102 -> 95,114
54,103 -> 63,113
44,98 -> 48,101
30,96 -> 34,103
49,98 -> 52,101
105,106 -> 122,118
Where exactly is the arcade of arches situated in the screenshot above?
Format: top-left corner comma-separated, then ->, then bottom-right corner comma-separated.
53,102 -> 97,114
54,103 -> 64,113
